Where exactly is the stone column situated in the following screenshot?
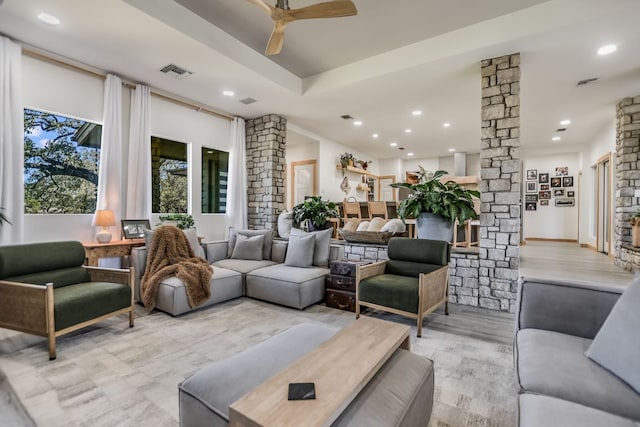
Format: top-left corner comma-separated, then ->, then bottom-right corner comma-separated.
245,114 -> 287,230
614,95 -> 640,267
479,53 -> 521,312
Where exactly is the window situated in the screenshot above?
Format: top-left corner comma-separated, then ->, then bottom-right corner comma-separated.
202,147 -> 229,214
23,108 -> 101,214
151,137 -> 188,213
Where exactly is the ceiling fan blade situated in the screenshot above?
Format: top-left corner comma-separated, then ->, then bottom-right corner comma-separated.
265,20 -> 286,56
285,0 -> 357,21
243,0 -> 277,18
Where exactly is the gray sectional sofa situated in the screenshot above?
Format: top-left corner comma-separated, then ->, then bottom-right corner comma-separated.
131,228 -> 339,315
515,277 -> 640,427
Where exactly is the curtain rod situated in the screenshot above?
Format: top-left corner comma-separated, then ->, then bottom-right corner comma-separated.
22,47 -> 234,122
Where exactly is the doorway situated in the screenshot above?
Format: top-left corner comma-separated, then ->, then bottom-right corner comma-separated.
595,153 -> 612,255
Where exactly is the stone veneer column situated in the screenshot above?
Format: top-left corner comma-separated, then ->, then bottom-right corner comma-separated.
614,95 -> 640,268
244,114 -> 287,230
478,53 -> 521,312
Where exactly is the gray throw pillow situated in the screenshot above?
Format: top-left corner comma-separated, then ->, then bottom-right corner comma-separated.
284,234 -> 315,268
277,210 -> 293,238
227,228 -> 274,260
290,227 -> 332,267
231,234 -> 265,261
585,277 -> 640,393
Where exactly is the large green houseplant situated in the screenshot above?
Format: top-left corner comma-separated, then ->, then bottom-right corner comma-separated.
292,196 -> 338,231
391,169 -> 480,241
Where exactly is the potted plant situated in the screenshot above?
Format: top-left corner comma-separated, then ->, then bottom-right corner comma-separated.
630,209 -> 640,247
158,213 -> 195,230
292,196 -> 338,231
339,152 -> 355,175
391,169 -> 480,241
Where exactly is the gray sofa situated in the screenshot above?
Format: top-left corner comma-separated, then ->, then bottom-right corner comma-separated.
515,277 -> 640,426
131,233 -> 338,315
179,322 -> 434,427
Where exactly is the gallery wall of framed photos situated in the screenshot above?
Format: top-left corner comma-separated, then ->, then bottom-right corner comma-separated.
523,154 -> 580,240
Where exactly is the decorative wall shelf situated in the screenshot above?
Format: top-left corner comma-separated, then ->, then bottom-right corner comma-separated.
336,164 -> 377,177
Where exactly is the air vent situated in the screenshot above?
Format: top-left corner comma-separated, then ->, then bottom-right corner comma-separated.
556,128 -> 567,132
159,63 -> 193,79
398,147 -> 405,150
239,97 -> 257,105
340,115 -> 354,120
577,77 -> 598,87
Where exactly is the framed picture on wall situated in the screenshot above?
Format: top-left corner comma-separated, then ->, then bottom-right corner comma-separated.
555,198 -> 575,207
538,173 -> 549,184
550,177 -> 562,187
121,219 -> 151,239
555,166 -> 569,176
526,169 -> 538,180
553,189 -> 565,197
526,181 -> 537,193
563,176 -> 574,187
540,200 -> 549,206
525,194 -> 538,202
525,202 -> 537,211
567,191 -> 575,197
539,190 -> 551,200
540,184 -> 550,191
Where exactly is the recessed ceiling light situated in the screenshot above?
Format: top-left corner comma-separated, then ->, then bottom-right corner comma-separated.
597,44 -> 617,55
560,119 -> 571,126
390,142 -> 398,147
412,110 -> 422,116
448,148 -> 455,152
552,136 -> 561,141
443,122 -> 451,128
405,129 -> 412,134
407,152 -> 414,156
372,133 -> 379,138
353,120 -> 363,126
222,90 -> 235,97
37,12 -> 60,25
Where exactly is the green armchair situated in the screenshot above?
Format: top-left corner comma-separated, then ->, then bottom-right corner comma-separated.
355,237 -> 450,337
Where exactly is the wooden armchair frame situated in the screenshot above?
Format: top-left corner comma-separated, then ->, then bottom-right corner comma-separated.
0,266 -> 134,360
355,261 -> 449,337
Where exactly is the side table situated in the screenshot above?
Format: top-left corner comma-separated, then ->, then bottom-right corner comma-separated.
326,260 -> 371,312
82,239 -> 145,266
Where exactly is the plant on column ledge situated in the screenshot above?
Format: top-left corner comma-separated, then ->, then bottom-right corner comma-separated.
391,169 -> 479,242
157,213 -> 194,230
292,196 -> 338,231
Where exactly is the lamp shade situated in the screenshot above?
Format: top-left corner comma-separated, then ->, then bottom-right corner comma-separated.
92,209 -> 116,227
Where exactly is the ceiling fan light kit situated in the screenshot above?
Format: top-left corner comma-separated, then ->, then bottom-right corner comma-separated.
245,0 -> 357,56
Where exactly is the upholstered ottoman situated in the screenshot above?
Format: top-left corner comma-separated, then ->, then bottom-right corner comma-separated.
245,264 -> 329,309
179,323 -> 434,427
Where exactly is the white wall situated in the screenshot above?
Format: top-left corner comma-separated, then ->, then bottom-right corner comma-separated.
523,153 -> 580,240
285,141 -> 320,209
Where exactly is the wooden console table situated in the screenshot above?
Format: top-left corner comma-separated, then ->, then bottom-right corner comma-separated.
228,317 -> 410,427
82,239 -> 145,266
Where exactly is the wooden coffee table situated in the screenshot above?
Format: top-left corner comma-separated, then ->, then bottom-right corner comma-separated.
228,317 -> 410,427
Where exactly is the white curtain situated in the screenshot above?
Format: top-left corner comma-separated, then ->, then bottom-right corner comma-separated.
0,37 -> 24,245
125,84 -> 151,219
95,74 -> 123,235
226,117 -> 247,232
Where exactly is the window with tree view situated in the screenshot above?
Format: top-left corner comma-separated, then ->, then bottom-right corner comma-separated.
24,109 -> 102,214
151,137 -> 188,213
202,147 -> 228,214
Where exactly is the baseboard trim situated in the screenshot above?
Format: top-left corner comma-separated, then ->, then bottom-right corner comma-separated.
524,238 -> 578,243
580,243 -> 597,251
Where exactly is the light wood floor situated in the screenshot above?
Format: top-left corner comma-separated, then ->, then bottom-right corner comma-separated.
520,241 -> 634,286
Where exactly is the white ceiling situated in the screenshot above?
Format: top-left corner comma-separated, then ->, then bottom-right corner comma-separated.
1,0 -> 640,161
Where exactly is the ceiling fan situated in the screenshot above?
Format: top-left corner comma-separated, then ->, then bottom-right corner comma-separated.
244,0 -> 357,56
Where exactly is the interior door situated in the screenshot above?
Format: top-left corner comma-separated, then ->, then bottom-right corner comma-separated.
378,175 -> 396,201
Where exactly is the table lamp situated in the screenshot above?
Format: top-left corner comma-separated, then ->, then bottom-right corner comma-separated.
92,209 -> 116,243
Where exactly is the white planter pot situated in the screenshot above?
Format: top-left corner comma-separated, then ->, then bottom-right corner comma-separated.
415,212 -> 454,242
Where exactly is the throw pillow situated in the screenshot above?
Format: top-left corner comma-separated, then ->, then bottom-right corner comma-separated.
367,217 -> 387,232
277,210 -> 294,238
356,221 -> 370,231
380,218 -> 406,233
284,234 -> 315,268
290,227 -> 332,267
231,234 -> 265,261
144,227 -> 205,259
227,228 -> 274,260
342,218 -> 360,232
585,278 -> 640,393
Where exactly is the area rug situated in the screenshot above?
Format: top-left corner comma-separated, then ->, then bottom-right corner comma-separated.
0,298 -> 516,426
